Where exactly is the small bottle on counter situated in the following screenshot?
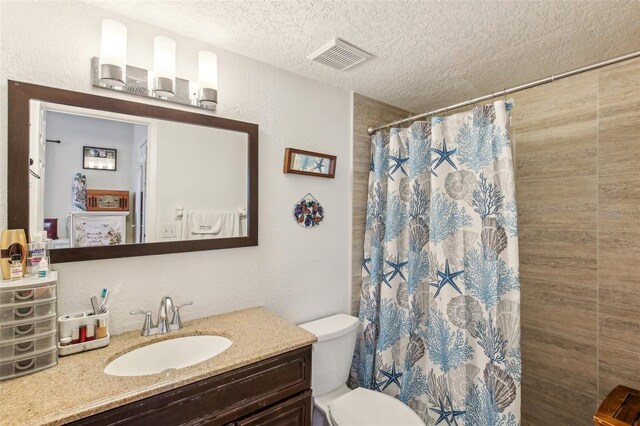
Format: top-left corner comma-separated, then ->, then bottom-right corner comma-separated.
10,254 -> 23,279
95,319 -> 107,339
38,257 -> 49,278
71,328 -> 80,345
86,324 -> 95,341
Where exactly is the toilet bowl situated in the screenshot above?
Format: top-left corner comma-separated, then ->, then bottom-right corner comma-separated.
300,314 -> 424,426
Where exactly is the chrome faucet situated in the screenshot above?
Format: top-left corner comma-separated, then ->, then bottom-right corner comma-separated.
157,296 -> 174,334
130,296 -> 193,336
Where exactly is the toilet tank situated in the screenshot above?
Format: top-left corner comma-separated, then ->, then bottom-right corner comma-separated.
299,314 -> 359,396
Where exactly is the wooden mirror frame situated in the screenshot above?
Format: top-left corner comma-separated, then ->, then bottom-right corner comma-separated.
8,80 -> 258,263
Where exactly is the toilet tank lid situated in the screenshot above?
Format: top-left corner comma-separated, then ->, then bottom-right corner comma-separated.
299,314 -> 359,342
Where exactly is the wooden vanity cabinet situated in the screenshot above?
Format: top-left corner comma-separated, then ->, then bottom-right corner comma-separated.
68,345 -> 312,426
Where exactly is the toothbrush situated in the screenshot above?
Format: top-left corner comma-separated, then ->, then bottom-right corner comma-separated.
99,288 -> 109,313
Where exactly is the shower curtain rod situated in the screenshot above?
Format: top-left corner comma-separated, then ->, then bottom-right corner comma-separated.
367,50 -> 640,135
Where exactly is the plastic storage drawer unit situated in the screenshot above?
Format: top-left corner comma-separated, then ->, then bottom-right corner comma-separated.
0,314 -> 57,340
0,349 -> 57,380
0,330 -> 57,359
0,273 -> 58,380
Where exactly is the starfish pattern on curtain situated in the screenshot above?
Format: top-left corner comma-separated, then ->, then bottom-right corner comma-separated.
350,100 -> 520,425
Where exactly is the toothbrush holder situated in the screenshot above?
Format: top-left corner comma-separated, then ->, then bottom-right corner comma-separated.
57,310 -> 110,356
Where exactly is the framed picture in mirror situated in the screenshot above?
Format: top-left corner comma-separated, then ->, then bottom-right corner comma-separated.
283,148 -> 336,178
83,146 -> 117,171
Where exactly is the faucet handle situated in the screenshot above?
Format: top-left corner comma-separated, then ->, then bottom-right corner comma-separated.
170,301 -> 193,330
175,301 -> 193,309
130,310 -> 156,336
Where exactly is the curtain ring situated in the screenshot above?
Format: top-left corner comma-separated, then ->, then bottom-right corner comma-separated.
503,88 -> 507,102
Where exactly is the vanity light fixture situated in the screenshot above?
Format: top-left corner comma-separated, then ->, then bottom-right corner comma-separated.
99,19 -> 127,87
92,25 -> 217,111
198,50 -> 218,107
153,36 -> 176,98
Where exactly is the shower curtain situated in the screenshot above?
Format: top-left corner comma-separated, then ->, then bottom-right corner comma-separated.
350,100 -> 520,425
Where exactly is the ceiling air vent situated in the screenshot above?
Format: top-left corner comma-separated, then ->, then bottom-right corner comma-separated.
307,38 -> 371,71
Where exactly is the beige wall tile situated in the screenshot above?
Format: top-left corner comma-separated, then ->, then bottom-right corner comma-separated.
510,71 -> 597,133
353,93 -> 410,137
598,231 -> 640,293
522,373 -> 597,426
521,276 -> 597,340
516,176 -> 597,230
599,288 -> 640,353
597,57 -> 640,178
598,58 -> 640,115
515,121 -> 597,180
512,71 -> 597,181
521,325 -> 597,396
598,344 -> 640,401
598,172 -> 640,232
519,228 -> 597,286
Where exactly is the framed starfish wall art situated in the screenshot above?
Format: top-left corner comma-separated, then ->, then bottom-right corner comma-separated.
283,148 -> 337,178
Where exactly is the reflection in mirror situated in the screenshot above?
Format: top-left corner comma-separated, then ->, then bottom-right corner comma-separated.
30,102 -> 248,250
9,81 -> 258,263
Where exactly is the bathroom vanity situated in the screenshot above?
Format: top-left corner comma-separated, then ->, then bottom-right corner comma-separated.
0,307 -> 316,426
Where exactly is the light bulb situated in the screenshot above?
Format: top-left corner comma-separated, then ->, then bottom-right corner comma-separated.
153,36 -> 176,97
198,50 -> 218,106
99,19 -> 127,87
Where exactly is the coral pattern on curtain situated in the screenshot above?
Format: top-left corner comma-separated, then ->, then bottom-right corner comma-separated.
350,100 -> 520,425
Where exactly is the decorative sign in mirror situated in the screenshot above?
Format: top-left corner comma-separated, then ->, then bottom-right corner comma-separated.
283,148 -> 336,178
8,81 -> 258,263
83,146 -> 117,171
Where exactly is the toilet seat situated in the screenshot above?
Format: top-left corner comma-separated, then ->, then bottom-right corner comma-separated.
328,387 -> 425,426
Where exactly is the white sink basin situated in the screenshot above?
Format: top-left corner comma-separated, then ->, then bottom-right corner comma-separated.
104,335 -> 232,377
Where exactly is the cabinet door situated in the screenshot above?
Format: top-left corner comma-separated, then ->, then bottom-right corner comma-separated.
236,390 -> 312,426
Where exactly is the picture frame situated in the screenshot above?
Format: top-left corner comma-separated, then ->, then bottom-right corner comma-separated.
83,146 -> 117,171
283,148 -> 336,178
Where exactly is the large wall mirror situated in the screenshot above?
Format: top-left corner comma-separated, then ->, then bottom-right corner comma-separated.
8,81 -> 258,263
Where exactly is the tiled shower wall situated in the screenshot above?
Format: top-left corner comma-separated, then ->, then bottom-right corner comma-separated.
351,57 -> 640,425
513,57 -> 640,425
351,93 -> 409,315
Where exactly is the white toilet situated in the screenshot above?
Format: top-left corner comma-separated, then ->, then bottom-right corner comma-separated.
299,314 -> 425,426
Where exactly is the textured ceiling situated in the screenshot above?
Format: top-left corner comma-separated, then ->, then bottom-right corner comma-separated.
90,0 -> 640,113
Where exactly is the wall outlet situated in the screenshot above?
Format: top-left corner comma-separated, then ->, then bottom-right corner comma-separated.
161,224 -> 176,238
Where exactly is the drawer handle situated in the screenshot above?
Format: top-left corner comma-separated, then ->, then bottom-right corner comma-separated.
15,324 -> 34,336
15,306 -> 34,318
15,290 -> 34,301
15,340 -> 34,353
15,358 -> 35,371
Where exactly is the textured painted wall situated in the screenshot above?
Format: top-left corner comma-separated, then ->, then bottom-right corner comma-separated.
0,2 -> 352,334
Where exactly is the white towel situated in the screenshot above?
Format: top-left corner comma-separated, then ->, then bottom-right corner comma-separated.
191,210 -> 223,234
181,210 -> 241,240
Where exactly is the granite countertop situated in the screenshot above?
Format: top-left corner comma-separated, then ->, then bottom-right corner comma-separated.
0,307 -> 317,426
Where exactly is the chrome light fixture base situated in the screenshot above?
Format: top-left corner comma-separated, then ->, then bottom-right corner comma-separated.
153,76 -> 175,98
100,64 -> 125,87
198,88 -> 218,108
91,57 -> 216,112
